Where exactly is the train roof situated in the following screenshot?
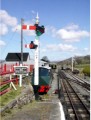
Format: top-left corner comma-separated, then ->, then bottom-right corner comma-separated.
40,66 -> 51,70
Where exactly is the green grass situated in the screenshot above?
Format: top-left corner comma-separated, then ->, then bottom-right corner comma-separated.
0,86 -> 24,107
82,66 -> 90,76
75,64 -> 90,77
0,84 -> 10,92
75,64 -> 90,68
75,64 -> 89,71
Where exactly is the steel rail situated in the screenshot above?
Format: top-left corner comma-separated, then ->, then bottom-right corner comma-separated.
59,71 -> 90,119
69,73 -> 90,88
66,79 -> 90,114
62,71 -> 90,91
63,79 -> 80,120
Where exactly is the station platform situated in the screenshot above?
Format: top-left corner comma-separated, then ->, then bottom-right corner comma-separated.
2,72 -> 65,120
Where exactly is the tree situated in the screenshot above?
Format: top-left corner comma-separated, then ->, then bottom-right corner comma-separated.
41,56 -> 50,62
76,58 -> 82,64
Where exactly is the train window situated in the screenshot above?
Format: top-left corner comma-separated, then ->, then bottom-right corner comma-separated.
32,67 -> 50,76
49,64 -> 57,69
39,68 -> 49,76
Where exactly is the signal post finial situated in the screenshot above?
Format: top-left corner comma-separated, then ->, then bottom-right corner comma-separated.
36,12 -> 39,25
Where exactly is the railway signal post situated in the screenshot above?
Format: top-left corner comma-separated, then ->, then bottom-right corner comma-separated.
34,13 -> 39,86
23,13 -> 45,98
33,13 -> 45,99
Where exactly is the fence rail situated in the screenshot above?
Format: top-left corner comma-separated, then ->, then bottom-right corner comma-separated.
0,63 -> 34,76
0,78 -> 19,96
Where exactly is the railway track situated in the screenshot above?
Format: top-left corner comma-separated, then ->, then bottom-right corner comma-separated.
59,71 -> 90,120
68,73 -> 90,91
61,71 -> 90,92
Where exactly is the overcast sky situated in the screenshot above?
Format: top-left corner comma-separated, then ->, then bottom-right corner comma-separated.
0,0 -> 90,61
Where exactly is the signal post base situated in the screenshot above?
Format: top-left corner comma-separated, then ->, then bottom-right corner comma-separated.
33,85 -> 41,100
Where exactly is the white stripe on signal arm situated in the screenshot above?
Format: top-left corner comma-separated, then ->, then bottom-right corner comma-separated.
27,25 -> 30,30
25,44 -> 30,48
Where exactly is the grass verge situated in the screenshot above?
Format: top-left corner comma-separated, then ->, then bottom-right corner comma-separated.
0,86 -> 24,108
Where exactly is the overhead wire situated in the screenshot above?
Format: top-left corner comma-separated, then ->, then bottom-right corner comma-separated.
1,29 -> 18,59
1,21 -> 39,63
1,28 -> 35,61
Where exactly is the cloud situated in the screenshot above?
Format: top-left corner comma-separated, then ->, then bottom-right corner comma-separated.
46,23 -> 89,42
64,23 -> 79,30
0,23 -> 8,35
31,10 -> 36,14
71,47 -> 90,56
58,44 -> 77,51
45,26 -> 56,37
0,10 -> 18,35
84,47 -> 89,51
0,10 -> 17,27
0,40 -> 6,46
56,28 -> 89,42
46,43 -> 77,52
41,48 -> 47,52
74,53 -> 83,56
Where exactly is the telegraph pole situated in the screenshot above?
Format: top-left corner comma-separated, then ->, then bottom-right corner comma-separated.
21,18 -> 24,65
20,18 -> 24,87
72,57 -> 73,72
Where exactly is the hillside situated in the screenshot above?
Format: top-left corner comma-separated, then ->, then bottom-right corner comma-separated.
57,55 -> 90,66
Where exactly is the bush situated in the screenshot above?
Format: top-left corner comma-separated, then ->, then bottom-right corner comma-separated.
72,69 -> 79,74
82,66 -> 90,76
